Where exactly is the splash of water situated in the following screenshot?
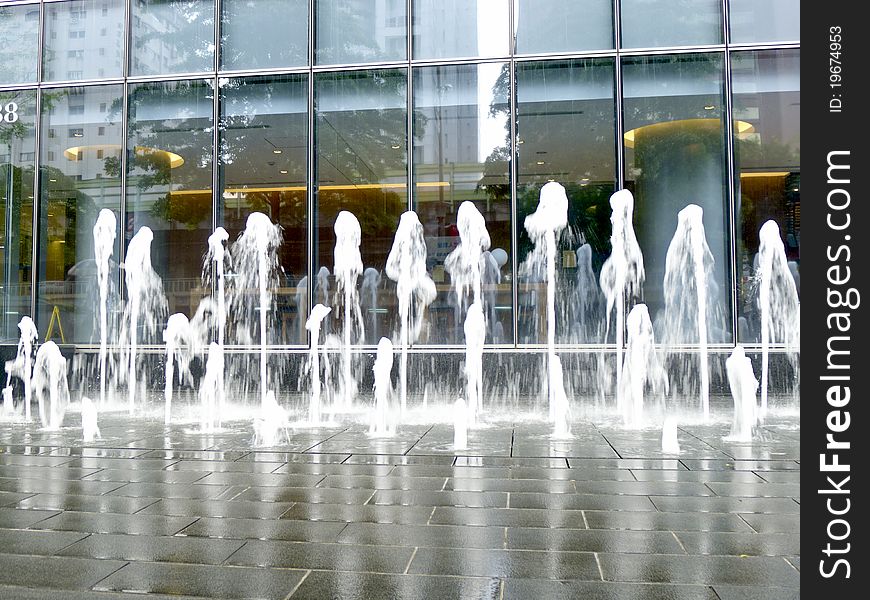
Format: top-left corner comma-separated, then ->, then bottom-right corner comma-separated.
757,220 -> 800,419
549,355 -> 571,438
445,201 -> 491,326
370,337 -> 395,437
621,304 -> 667,428
523,182 -> 569,421
32,341 -> 69,429
463,302 -> 486,426
661,416 -> 680,454
3,316 -> 38,421
453,397 -> 468,450
93,209 -> 116,406
662,204 -> 713,419
386,211 -> 436,411
199,342 -> 224,431
253,390 -> 288,447
163,313 -> 193,424
600,190 -> 644,413
361,267 -> 381,341
81,396 -> 100,442
305,304 -> 332,425
205,227 -> 229,415
725,346 -> 758,442
229,213 -> 281,408
122,226 -> 166,414
333,211 -> 364,410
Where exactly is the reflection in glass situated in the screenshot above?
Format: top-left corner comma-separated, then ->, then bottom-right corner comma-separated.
515,0 -> 613,54
0,4 -> 39,85
220,74 -> 308,344
126,80 -> 213,318
315,69 -> 406,343
43,0 -> 125,82
413,63 -> 512,344
37,85 -> 123,345
221,0 -> 308,70
130,0 -> 215,76
316,0 -> 407,65
730,0 -> 800,44
620,0 -> 722,48
1,90 -> 36,341
516,59 -> 616,344
732,50 -> 800,342
622,53 -> 731,342
413,1 -> 509,60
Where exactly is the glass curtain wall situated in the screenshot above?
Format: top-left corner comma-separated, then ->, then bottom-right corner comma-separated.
1,0 -> 799,349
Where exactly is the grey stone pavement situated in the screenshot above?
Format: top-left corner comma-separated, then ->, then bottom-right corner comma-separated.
0,410 -> 800,599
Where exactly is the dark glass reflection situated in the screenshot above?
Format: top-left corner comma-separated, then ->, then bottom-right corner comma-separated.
515,0 -> 613,54
43,0 -> 125,82
221,0 -> 308,70
621,0 -> 722,48
130,0 -> 215,76
0,4 -> 39,85
516,59 -> 616,344
1,90 -> 36,341
622,53 -> 732,342
730,0 -> 800,44
220,74 -> 308,344
316,0 -> 407,65
732,49 -> 800,342
315,69 -> 406,343
37,85 -> 123,345
126,79 -> 213,318
413,63 -> 512,344
413,0 -> 509,60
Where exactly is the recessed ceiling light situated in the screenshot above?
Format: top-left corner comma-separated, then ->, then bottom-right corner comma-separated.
280,169 -> 288,174
704,105 -> 715,110
391,144 -> 401,149
517,139 -> 524,145
536,161 -> 545,165
272,149 -> 282,154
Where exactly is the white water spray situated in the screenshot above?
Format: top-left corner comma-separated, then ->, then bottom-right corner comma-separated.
199,342 -> 224,431
725,346 -> 758,442
32,341 -> 69,430
445,201 -> 491,314
163,313 -> 193,425
333,211 -> 364,409
621,304 -> 667,428
550,355 -> 571,438
253,390 -> 288,447
524,182 -> 569,421
600,190 -> 644,413
305,304 -> 332,425
370,337 -> 395,437
93,209 -> 116,406
206,227 -> 229,415
386,211 -> 436,411
661,416 -> 680,454
453,397 -> 468,450
81,396 -> 100,442
3,316 -> 38,421
463,302 -> 486,426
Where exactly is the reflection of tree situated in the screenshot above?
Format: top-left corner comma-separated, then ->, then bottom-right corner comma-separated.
133,0 -> 214,75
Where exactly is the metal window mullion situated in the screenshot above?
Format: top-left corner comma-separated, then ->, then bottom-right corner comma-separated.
29,1 -> 45,325
614,0 -> 624,192
508,0 -> 518,348
722,0 -> 739,346
306,0 -> 315,349
213,0 -> 222,234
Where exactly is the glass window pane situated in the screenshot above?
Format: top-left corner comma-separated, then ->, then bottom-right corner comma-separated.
622,53 -> 732,342
130,0 -> 215,76
413,0 -> 509,60
220,74 -> 308,345
413,63 -> 512,344
126,79 -> 213,318
37,85 -> 123,345
221,0 -> 308,70
43,0 -> 125,82
516,0 -> 613,54
316,0 -> 406,65
732,49 -> 800,342
730,0 -> 799,43
315,69 -> 406,343
0,4 -> 39,85
621,0 -> 722,48
516,58 -> 616,344
0,90 -> 36,341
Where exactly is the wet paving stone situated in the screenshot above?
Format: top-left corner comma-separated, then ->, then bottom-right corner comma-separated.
30,511 -> 198,536
0,553 -> 127,590
287,571 -> 501,600
674,531 -> 801,556
178,516 -> 348,542
503,579 -> 720,600
410,546 -> 601,579
226,540 -> 414,572
58,533 -> 246,564
597,553 -> 801,587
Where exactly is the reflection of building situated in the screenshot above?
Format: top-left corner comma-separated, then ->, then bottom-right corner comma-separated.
1,0 -> 799,349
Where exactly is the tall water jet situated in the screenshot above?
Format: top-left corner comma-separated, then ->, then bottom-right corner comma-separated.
453,397 -> 468,450
386,211 -> 436,411
620,304 -> 667,428
463,302 -> 486,425
757,220 -> 800,418
199,342 -> 224,431
725,346 -> 758,441
3,316 -> 38,421
549,355 -> 571,438
600,190 -> 644,413
370,337 -> 395,437
81,397 -> 100,442
523,182 -> 569,420
93,209 -> 116,406
361,267 -> 381,341
122,226 -> 166,414
253,390 -> 288,447
229,213 -> 281,408
32,341 -> 69,429
662,205 -> 714,419
333,211 -> 364,409
163,313 -> 193,425
445,201 -> 491,318
574,244 -> 604,343
305,304 -> 332,425
205,227 -> 229,414
661,416 -> 680,454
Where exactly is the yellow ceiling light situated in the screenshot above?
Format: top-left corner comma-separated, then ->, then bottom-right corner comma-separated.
739,171 -> 791,178
168,182 -> 452,197
623,118 -> 754,148
134,146 -> 185,168
63,144 -> 122,160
